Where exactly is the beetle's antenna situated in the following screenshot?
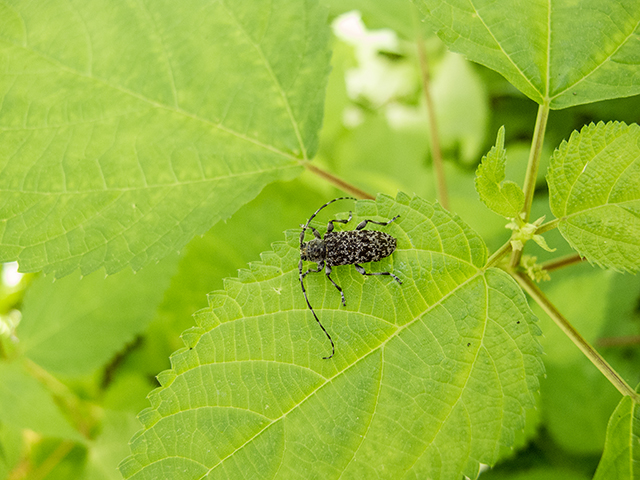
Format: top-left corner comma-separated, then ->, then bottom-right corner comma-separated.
299,196 -> 355,248
299,196 -> 355,359
299,259 -> 335,359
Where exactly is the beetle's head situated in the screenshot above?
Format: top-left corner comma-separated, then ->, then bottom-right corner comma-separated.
300,238 -> 325,263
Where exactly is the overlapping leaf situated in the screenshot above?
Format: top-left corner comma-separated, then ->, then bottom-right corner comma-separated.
547,121 -> 640,272
414,0 -> 640,109
119,193 -> 543,480
593,385 -> 640,480
0,0 -> 330,277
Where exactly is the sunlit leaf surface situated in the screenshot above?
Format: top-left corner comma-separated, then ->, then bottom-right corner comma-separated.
120,193 -> 543,480
0,0 -> 330,277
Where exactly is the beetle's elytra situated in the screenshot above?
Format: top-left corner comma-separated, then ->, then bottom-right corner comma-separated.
298,197 -> 402,359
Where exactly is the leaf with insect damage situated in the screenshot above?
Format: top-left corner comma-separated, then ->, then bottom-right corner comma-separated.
119,192 -> 543,480
0,0 -> 330,277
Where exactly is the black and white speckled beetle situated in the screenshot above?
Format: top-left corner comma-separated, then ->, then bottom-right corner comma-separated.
299,197 -> 402,359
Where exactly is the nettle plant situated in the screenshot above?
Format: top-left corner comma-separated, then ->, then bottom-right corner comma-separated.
0,1 -> 639,479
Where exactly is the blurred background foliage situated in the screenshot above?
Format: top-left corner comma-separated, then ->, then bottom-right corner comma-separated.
1,3 -> 639,479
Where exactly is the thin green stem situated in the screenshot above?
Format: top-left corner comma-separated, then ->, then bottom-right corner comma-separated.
597,335 -> 640,348
521,103 -> 550,220
541,253 -> 584,272
485,241 -> 513,269
11,441 -> 75,480
510,102 -> 550,268
416,39 -> 449,210
24,359 -> 96,438
536,217 -> 561,234
514,272 -> 640,403
304,162 -> 375,200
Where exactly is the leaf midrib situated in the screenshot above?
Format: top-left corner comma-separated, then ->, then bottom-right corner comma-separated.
467,0 -> 540,99
147,265 -> 486,477
0,27 -> 305,163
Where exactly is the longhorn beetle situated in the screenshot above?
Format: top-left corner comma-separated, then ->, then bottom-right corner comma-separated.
299,197 -> 402,359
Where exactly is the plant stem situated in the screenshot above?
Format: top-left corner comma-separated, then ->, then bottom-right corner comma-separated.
514,271 -> 640,402
10,441 -> 75,480
521,103 -> 550,220
304,162 -> 375,199
536,217 -> 561,234
597,335 -> 640,348
541,253 -> 584,272
416,39 -> 449,210
24,359 -> 95,438
485,240 -> 513,269
510,102 -> 550,268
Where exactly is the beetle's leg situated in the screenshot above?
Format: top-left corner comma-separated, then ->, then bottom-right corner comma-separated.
325,264 -> 347,306
354,263 -> 402,284
355,214 -> 400,230
307,225 -> 322,239
326,211 -> 352,233
301,261 -> 324,280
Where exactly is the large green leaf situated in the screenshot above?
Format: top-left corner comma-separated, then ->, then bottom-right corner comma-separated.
547,121 -> 640,272
0,0 -> 330,277
593,385 -> 640,480
119,193 -> 543,480
414,0 -> 640,109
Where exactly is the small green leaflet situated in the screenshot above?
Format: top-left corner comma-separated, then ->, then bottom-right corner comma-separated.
593,384 -> 640,480
119,193 -> 543,480
0,0 -> 330,278
475,126 -> 525,218
547,121 -> 640,272
414,0 -> 640,109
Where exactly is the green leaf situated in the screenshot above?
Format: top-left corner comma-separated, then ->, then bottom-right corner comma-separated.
119,193 -> 543,480
130,180 -> 328,379
0,0 -> 330,277
414,0 -> 640,109
81,410 -> 141,480
547,121 -> 640,272
18,253 -> 180,376
475,126 -> 525,218
482,466 -> 591,480
593,385 -> 640,480
0,362 -> 82,441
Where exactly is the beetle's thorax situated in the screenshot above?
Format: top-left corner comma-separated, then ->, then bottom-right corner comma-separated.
301,238 -> 326,262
